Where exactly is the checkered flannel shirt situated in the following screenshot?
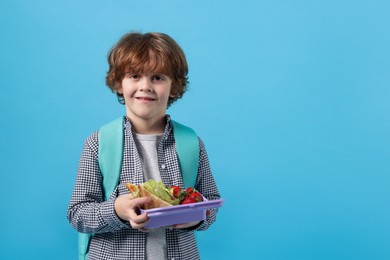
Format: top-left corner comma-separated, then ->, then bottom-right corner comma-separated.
67,116 -> 220,260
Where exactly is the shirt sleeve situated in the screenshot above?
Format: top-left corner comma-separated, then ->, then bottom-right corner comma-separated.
66,132 -> 129,234
192,138 -> 221,231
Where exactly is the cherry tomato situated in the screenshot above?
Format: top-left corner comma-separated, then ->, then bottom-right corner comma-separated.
181,196 -> 197,204
170,186 -> 182,198
185,187 -> 194,194
189,191 -> 203,202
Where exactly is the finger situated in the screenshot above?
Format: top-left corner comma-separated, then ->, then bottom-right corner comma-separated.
173,221 -> 200,229
131,197 -> 152,208
130,219 -> 149,229
138,227 -> 150,233
173,224 -> 185,229
129,211 -> 149,229
173,223 -> 190,229
206,210 -> 211,216
129,211 -> 149,224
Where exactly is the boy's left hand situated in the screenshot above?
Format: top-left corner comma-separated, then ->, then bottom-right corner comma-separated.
172,221 -> 200,229
172,210 -> 210,229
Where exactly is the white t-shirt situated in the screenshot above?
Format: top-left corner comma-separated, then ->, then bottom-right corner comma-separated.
133,133 -> 168,260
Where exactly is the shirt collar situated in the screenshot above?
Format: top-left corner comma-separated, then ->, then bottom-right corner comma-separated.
123,115 -> 173,140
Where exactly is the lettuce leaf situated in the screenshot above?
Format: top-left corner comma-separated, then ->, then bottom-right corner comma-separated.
143,180 -> 180,205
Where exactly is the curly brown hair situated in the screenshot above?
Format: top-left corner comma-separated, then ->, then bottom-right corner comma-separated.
105,32 -> 189,107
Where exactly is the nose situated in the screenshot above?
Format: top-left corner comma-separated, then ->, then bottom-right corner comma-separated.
139,77 -> 153,92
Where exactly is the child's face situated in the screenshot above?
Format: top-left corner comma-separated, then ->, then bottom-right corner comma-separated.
118,72 -> 174,127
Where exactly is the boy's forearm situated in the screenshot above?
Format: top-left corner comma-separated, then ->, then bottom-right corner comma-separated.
67,197 -> 128,234
67,134 -> 130,234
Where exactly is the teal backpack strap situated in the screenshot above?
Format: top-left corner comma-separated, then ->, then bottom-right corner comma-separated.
98,116 -> 125,200
78,234 -> 91,260
78,116 -> 124,260
171,120 -> 200,188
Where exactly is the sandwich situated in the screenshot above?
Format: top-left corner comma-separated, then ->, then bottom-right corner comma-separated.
126,180 -> 179,209
125,180 -> 204,209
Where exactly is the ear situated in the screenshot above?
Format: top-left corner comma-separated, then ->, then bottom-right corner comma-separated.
169,86 -> 177,98
116,84 -> 123,94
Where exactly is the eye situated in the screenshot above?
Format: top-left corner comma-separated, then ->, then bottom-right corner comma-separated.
126,73 -> 140,80
152,75 -> 165,81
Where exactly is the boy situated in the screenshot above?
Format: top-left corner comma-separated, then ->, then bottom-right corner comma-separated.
67,32 -> 220,260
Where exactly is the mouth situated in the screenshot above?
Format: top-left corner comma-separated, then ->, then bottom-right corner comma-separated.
136,96 -> 156,101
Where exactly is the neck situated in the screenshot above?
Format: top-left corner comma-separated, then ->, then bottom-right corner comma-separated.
127,115 -> 166,134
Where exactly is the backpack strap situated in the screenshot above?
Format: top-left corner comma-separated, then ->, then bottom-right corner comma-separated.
98,117 -> 125,199
78,117 -> 199,259
78,234 -> 91,260
78,117 -> 125,260
171,120 -> 199,188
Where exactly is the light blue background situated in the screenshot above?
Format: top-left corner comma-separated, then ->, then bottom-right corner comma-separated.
1,1 -> 389,259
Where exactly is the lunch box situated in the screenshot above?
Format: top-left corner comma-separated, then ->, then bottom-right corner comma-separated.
140,198 -> 224,229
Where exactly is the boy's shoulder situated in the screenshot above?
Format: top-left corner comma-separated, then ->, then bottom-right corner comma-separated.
85,130 -> 99,142
82,131 -> 99,154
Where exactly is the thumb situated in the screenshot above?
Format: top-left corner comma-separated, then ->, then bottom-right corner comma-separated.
132,197 -> 152,207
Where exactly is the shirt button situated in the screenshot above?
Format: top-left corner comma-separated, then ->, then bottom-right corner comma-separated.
161,164 -> 166,169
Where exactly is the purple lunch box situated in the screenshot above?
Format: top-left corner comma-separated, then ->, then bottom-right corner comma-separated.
140,198 -> 224,229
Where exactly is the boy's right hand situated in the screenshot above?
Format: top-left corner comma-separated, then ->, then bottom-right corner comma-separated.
114,194 -> 151,229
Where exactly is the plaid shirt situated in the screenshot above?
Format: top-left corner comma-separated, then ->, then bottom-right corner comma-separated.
67,116 -> 220,260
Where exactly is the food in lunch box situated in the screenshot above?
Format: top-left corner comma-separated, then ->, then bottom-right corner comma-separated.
125,180 -> 203,209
